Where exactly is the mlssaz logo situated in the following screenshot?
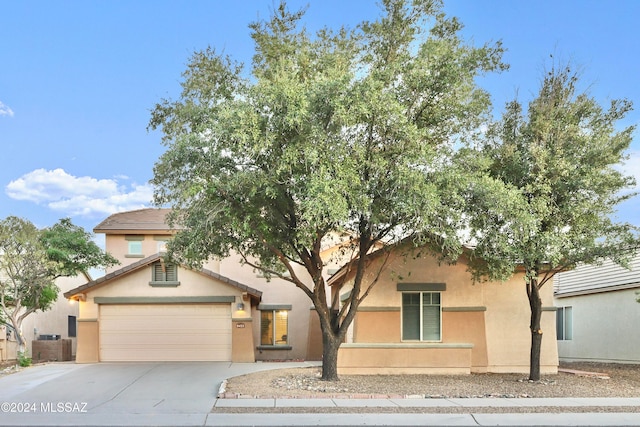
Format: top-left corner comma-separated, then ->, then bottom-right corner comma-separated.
40,402 -> 88,413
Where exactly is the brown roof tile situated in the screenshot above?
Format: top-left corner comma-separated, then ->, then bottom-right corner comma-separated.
94,208 -> 176,233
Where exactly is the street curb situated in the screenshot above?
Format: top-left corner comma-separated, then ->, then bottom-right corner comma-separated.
217,380 -> 228,398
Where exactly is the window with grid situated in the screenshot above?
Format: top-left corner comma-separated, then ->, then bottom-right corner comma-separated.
556,306 -> 573,340
260,310 -> 289,346
402,292 -> 441,341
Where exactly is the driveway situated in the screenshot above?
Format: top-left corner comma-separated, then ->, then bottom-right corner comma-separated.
0,361 -> 317,426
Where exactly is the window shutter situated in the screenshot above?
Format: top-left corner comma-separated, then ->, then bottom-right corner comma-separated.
152,262 -> 177,282
153,263 -> 164,281
165,263 -> 177,282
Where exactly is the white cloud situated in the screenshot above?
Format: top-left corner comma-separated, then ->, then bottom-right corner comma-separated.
5,168 -> 154,217
0,101 -> 14,117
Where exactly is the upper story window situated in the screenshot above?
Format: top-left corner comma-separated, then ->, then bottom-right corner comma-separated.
125,235 -> 144,258
156,240 -> 168,253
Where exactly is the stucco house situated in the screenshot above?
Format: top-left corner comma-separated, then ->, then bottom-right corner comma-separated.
329,244 -> 559,375
64,208 -> 333,363
554,254 -> 640,364
65,208 -> 560,372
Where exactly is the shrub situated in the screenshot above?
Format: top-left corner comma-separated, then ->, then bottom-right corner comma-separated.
17,351 -> 32,367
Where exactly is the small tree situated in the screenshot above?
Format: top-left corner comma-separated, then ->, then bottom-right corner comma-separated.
149,0 -> 505,380
0,217 -> 118,355
464,65 -> 639,380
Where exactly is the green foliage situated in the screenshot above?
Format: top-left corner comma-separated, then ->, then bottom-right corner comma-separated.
466,65 -> 639,284
463,64 -> 639,380
17,351 -> 31,367
0,216 -> 118,350
149,0 -> 506,379
40,218 -> 119,277
150,0 -> 505,273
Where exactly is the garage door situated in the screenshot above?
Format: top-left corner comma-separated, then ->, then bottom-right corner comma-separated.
99,304 -> 232,361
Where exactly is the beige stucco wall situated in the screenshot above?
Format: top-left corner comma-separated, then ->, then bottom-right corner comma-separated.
104,233 -> 173,273
80,267 -> 244,317
338,344 -> 473,375
0,326 -> 18,361
75,320 -> 99,363
483,275 -> 558,374
20,274 -> 85,359
97,230 -> 349,362
218,253 -> 322,361
75,264 -> 250,362
231,318 -> 255,362
336,248 -> 558,375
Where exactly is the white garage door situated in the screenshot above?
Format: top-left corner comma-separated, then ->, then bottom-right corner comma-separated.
99,304 -> 232,361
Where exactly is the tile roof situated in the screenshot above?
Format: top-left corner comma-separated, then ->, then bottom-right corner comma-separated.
94,208 -> 177,232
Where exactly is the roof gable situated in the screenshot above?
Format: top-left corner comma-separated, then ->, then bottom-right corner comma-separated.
63,253 -> 262,301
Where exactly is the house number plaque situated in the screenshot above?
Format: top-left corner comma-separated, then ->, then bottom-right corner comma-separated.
236,323 -> 245,328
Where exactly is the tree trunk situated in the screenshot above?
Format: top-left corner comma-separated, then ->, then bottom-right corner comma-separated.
527,278 -> 543,381
8,315 -> 26,355
320,329 -> 341,381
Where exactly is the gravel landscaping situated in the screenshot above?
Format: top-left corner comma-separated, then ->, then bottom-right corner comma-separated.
215,361 -> 640,414
223,362 -> 640,399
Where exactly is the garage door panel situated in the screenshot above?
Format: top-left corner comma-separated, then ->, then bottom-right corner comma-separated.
100,317 -> 230,331
100,331 -> 231,346
99,304 -> 232,361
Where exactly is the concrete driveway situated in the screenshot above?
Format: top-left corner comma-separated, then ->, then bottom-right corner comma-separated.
0,361 -> 317,426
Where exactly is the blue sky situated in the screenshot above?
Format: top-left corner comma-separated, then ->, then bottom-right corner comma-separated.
1,0 -> 639,241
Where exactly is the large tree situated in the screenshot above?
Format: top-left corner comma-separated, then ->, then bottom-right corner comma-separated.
463,65 -> 639,381
0,217 -> 118,354
149,0 -> 505,380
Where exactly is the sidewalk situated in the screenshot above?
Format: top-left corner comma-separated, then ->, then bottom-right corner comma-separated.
1,397 -> 640,426
209,397 -> 640,426
208,412 -> 640,426
214,396 -> 640,409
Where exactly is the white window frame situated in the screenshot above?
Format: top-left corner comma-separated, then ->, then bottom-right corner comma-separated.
401,291 -> 442,342
556,306 -> 573,341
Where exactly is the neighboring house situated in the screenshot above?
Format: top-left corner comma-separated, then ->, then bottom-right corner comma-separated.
1,273 -> 86,362
21,274 -> 87,359
329,244 -> 559,375
554,254 -> 640,364
64,208 -> 340,363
